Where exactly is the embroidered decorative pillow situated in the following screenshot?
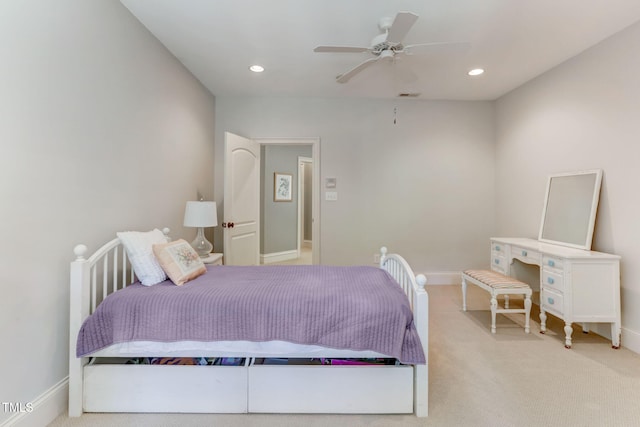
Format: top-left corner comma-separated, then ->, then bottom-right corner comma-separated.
153,239 -> 207,286
117,229 -> 168,286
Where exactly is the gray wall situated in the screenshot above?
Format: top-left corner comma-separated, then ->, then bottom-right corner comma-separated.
260,145 -> 312,254
495,21 -> 640,346
214,97 -> 496,273
0,1 -> 215,423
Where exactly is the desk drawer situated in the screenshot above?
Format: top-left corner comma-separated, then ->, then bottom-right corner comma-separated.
511,246 -> 541,264
541,288 -> 564,316
491,265 -> 506,275
491,241 -> 505,254
491,252 -> 507,272
541,268 -> 563,292
542,255 -> 563,270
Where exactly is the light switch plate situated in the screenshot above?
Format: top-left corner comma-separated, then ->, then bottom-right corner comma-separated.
325,191 -> 338,201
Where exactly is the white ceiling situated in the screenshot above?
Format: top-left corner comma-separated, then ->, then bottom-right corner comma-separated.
120,0 -> 640,101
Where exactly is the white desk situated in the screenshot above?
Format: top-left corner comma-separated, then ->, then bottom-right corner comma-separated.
490,237 -> 621,348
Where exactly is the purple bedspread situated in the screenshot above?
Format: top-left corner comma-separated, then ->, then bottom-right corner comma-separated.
77,265 -> 426,364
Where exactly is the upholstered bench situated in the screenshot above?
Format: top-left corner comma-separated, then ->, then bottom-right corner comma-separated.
461,269 -> 532,334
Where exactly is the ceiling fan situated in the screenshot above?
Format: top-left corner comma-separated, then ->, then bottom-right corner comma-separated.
314,11 -> 469,84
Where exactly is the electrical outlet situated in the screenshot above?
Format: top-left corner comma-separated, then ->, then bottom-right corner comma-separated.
373,254 -> 381,264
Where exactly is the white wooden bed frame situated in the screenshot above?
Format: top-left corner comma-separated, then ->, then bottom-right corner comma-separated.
69,231 -> 429,417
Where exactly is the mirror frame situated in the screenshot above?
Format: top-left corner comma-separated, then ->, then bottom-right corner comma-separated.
538,169 -> 603,250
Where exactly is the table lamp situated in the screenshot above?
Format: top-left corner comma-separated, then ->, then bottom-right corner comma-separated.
183,201 -> 217,258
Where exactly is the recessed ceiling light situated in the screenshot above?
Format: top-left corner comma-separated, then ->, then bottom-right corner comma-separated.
249,65 -> 264,73
468,68 -> 484,76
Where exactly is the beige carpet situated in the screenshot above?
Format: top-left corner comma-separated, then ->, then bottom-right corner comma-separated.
49,284 -> 640,427
264,247 -> 312,266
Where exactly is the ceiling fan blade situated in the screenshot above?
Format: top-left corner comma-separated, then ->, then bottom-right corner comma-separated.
314,46 -> 370,53
386,12 -> 419,45
403,41 -> 471,55
336,57 -> 380,83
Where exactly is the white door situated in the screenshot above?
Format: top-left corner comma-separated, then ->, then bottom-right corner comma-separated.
223,132 -> 260,265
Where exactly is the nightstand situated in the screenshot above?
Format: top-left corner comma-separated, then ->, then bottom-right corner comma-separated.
202,253 -> 223,265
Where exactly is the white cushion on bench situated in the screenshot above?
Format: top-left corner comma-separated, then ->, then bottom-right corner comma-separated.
463,269 -> 530,289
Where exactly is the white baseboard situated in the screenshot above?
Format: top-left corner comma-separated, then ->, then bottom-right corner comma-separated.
423,271 -> 461,286
261,250 -> 298,264
621,326 -> 640,353
1,377 -> 68,427
302,240 -> 312,249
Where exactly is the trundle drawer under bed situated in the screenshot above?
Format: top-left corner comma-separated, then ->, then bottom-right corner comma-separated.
248,360 -> 413,414
82,358 -> 414,414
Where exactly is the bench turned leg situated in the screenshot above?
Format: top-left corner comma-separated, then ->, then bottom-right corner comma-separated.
461,277 -> 468,312
524,294 -> 532,333
490,295 -> 498,334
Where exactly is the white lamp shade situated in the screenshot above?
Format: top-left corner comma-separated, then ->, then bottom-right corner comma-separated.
183,201 -> 218,227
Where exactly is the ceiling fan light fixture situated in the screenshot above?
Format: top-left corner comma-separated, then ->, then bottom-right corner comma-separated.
379,50 -> 395,61
468,68 -> 484,76
249,64 -> 264,73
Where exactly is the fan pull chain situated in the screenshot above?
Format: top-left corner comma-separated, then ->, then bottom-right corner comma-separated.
393,107 -> 397,125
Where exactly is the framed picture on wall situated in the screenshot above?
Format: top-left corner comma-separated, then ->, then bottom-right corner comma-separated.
274,172 -> 293,202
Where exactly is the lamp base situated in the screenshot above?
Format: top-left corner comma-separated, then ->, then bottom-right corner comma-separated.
190,227 -> 213,258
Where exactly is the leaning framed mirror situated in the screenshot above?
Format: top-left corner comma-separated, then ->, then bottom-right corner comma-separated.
538,169 -> 603,250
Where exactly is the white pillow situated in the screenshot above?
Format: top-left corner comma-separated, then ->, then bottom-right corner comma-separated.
117,229 -> 168,286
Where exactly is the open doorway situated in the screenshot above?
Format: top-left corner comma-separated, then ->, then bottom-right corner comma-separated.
222,134 -> 319,266
255,138 -> 319,265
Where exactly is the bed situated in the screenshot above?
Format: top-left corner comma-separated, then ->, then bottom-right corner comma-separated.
68,229 -> 429,417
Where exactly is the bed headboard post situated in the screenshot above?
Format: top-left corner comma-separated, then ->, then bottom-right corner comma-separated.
379,246 -> 388,267
413,273 -> 429,417
73,244 -> 87,260
414,274 -> 428,353
69,244 -> 91,416
378,248 -> 429,417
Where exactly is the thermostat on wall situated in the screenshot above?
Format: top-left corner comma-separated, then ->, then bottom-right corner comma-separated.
325,177 -> 336,188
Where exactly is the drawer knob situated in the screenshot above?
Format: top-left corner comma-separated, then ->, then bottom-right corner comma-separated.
548,260 -> 555,267
496,246 -> 501,251
522,250 -> 527,257
547,277 -> 555,285
547,297 -> 555,304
